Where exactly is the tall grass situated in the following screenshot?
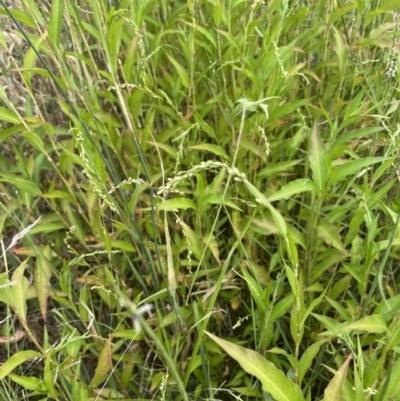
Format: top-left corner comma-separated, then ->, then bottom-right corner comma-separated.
0,0 -> 400,400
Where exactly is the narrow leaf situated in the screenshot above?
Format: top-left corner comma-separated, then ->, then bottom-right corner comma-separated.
267,179 -> 317,202
0,107 -> 20,124
205,332 -> 305,401
376,358 -> 400,400
341,315 -> 387,334
48,0 -> 64,49
258,160 -> 302,178
298,341 -> 325,384
165,53 -> 189,88
320,315 -> 387,336
245,181 -> 287,236
8,260 -> 29,322
90,341 -> 112,388
190,144 -> 229,159
0,174 -> 41,196
8,373 -> 47,393
317,219 -> 348,255
309,125 -> 331,190
322,354 -> 352,401
329,157 -> 392,185
35,246 -> 53,322
157,198 -> 197,211
0,351 -> 41,380
182,223 -> 202,260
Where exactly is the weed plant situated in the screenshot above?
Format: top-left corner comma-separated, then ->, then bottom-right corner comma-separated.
0,0 -> 400,400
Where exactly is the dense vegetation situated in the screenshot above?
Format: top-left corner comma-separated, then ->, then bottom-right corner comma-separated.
1,0 -> 400,400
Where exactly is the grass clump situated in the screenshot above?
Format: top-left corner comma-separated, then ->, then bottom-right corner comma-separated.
0,0 -> 400,400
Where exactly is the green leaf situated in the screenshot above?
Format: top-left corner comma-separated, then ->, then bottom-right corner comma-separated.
0,9 -> 36,28
35,246 -> 53,322
90,341 -> 112,388
308,125 -> 331,190
0,31 -> 5,49
0,351 -> 41,380
333,26 -> 347,78
196,26 -> 217,48
110,329 -> 144,340
182,223 -> 202,260
165,53 -> 189,88
43,190 -> 75,203
322,355 -> 352,401
48,0 -> 64,50
317,219 -> 348,255
8,373 -> 47,393
108,16 -> 126,72
190,143 -> 229,159
241,268 -> 267,314
22,131 -> 44,151
321,315 -> 387,337
341,315 -> 387,334
298,341 -> 325,384
376,358 -> 400,400
8,260 -> 29,322
22,36 -> 45,90
245,181 -> 287,236
0,174 -> 41,196
0,107 -> 20,124
30,223 -> 65,235
329,157 -> 392,185
269,296 -> 294,323
258,160 -> 302,178
157,198 -> 197,211
201,193 -> 242,211
110,240 -> 136,253
267,179 -> 317,202
205,332 -> 305,401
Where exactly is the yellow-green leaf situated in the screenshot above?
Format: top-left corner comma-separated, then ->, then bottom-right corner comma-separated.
157,198 -> 197,211
317,219 -> 348,255
48,0 -> 64,50
8,260 -> 29,322
0,107 -> 20,124
35,246 -> 53,322
322,355 -> 351,401
0,351 -> 41,380
90,341 -> 112,388
308,125 -> 331,190
165,53 -> 189,88
205,332 -> 305,401
190,143 -> 229,159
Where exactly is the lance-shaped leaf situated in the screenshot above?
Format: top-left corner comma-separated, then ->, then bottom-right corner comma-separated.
309,125 -> 331,190
322,354 -> 352,401
317,219 -> 348,255
267,179 -> 317,202
7,260 -> 29,323
0,350 -> 41,380
35,246 -> 53,322
205,331 -> 305,401
90,340 -> 112,388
